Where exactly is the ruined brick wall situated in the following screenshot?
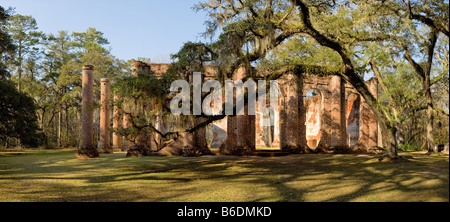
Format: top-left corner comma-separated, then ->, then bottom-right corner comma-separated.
209,117 -> 227,148
127,62 -> 215,152
344,77 -> 380,152
220,67 -> 256,155
278,73 -> 304,153
301,74 -> 346,153
131,61 -> 153,151
115,63 -> 381,155
359,77 -> 379,148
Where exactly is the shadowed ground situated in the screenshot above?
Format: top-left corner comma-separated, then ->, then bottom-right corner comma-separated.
0,149 -> 448,202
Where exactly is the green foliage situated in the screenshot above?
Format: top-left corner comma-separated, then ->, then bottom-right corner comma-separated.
168,41 -> 215,76
0,79 -> 43,147
113,68 -> 178,142
6,14 -> 43,62
72,27 -> 109,55
0,6 -> 15,79
0,7 -> 44,147
1,1 -> 448,150
0,8 -> 129,148
114,69 -> 178,102
398,143 -> 421,151
259,36 -> 342,70
35,28 -> 128,148
6,14 -> 44,92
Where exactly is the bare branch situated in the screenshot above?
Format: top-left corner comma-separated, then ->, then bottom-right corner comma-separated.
402,43 -> 425,79
368,59 -> 399,120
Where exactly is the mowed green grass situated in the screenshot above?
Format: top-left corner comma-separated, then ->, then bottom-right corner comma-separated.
0,149 -> 448,202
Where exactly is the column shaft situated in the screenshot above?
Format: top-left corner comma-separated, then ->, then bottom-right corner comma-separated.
99,78 -> 112,153
112,95 -> 123,151
76,65 -> 99,159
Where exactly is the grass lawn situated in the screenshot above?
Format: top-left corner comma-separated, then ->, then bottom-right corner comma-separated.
0,149 -> 448,202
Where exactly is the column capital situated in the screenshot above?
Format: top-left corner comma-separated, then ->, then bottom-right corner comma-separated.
82,65 -> 94,70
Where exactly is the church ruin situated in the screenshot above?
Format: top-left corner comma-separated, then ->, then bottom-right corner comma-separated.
77,61 -> 383,158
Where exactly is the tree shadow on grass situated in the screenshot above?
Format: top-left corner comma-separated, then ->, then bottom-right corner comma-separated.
0,150 -> 448,202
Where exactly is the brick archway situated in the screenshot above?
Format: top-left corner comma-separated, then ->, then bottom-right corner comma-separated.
305,89 -> 323,149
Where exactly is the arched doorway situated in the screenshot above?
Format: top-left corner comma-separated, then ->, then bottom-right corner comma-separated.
347,93 -> 361,147
255,82 -> 281,149
305,89 -> 322,149
261,107 -> 276,147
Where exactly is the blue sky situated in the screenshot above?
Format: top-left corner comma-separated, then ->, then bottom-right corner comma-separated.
2,0 -> 212,62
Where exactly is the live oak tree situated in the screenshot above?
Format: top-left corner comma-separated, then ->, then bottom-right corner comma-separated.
356,0 -> 449,153
113,43 -> 216,156
192,0 -> 404,157
391,0 -> 448,153
117,0 -> 409,157
113,64 -> 181,155
258,36 -> 343,71
112,0 -> 394,157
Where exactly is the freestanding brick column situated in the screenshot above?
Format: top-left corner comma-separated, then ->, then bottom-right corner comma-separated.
112,95 -> 123,151
76,65 -> 99,159
98,78 -> 112,154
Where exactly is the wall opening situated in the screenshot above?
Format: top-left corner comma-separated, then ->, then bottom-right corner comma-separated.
261,107 -> 276,147
255,83 -> 281,150
347,93 -> 361,147
207,117 -> 227,148
305,89 -> 322,149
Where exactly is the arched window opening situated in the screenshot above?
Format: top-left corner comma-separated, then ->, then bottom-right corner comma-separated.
347,93 -> 361,147
305,89 -> 322,149
262,107 -> 276,147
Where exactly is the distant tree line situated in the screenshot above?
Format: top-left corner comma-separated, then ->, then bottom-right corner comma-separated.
0,6 -> 129,149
